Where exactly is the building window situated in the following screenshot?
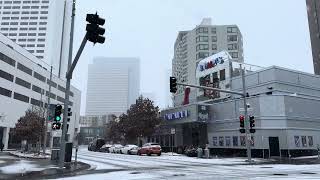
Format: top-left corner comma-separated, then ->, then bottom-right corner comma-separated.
219,136 -> 224,146
40,16 -> 47,20
0,69 -> 14,82
2,17 -> 10,20
20,27 -> 28,30
196,52 -> 209,60
227,27 -> 238,33
0,86 -> 12,98
308,136 -> 313,147
12,11 -> 20,14
47,79 -> 57,88
228,44 -> 238,50
40,11 -> 48,14
212,36 -> 217,42
33,71 -> 46,82
15,77 -> 31,89
38,38 -> 45,42
36,50 -> 44,53
46,91 -> 56,99
17,63 -> 32,75
294,136 -> 300,147
41,5 -> 48,8
22,11 -> 30,14
227,35 -> 238,42
212,44 -> 217,50
27,50 -> 34,53
37,44 -> 45,47
29,27 -> 36,30
70,91 -> 74,97
220,69 -> 226,81
212,137 -> 218,146
230,52 -> 239,58
240,136 -> 246,146
31,6 -> 39,9
0,53 -> 16,67
22,6 -> 30,9
211,27 -> 216,34
27,44 -> 35,47
57,96 -> 65,103
30,98 -> 43,107
27,39 -> 36,42
196,44 -> 209,51
0,28 -> 9,31
301,136 -> 307,147
38,33 -> 45,36
32,85 -> 42,94
30,16 -> 38,19
58,85 -> 66,93
196,36 -> 209,42
196,27 -> 208,34
233,136 -> 238,146
13,92 -> 29,103
19,33 -> 27,36
29,22 -> 37,25
225,136 -> 231,147
20,22 -> 28,25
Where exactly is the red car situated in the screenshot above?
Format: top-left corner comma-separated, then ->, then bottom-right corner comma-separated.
138,143 -> 161,156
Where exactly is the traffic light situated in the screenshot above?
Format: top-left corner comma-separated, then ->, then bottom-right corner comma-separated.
67,108 -> 72,122
249,115 -> 255,128
86,13 -> 105,44
170,77 -> 177,93
239,115 -> 245,134
54,105 -> 62,121
52,122 -> 61,130
249,115 -> 256,133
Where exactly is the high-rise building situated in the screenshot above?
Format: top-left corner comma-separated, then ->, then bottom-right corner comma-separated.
172,18 -> 244,106
0,0 -> 72,78
306,0 -> 320,75
86,57 -> 140,116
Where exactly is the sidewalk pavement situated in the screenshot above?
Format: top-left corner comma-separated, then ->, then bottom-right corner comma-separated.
0,151 -> 90,180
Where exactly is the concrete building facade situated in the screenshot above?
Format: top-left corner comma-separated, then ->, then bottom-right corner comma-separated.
86,57 -> 140,116
0,33 -> 81,149
172,18 -> 244,106
159,66 -> 320,157
0,0 -> 73,78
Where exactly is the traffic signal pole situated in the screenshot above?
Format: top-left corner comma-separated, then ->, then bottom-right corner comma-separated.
240,64 -> 252,163
59,0 -> 76,168
43,66 -> 53,154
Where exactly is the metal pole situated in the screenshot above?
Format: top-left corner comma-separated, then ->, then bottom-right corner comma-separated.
43,66 -> 52,154
59,0 -> 76,168
241,64 -> 252,163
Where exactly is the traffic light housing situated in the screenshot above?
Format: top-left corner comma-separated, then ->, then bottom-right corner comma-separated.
249,115 -> 256,133
249,115 -> 255,128
239,115 -> 245,133
67,108 -> 72,122
54,105 -> 62,121
86,13 -> 105,44
170,77 -> 177,93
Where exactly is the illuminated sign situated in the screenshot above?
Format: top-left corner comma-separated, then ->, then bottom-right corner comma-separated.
165,110 -> 189,120
199,56 -> 224,72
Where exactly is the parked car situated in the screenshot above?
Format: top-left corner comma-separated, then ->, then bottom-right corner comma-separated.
121,145 -> 138,154
99,144 -> 112,153
109,144 -> 123,153
88,138 -> 105,152
88,142 -> 93,151
185,147 -> 197,157
137,143 -> 161,156
128,146 -> 140,155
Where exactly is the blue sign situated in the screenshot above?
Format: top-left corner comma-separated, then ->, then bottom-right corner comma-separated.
199,56 -> 224,72
165,110 -> 188,120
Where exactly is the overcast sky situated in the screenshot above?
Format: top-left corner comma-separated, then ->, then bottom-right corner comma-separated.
71,0 -> 312,115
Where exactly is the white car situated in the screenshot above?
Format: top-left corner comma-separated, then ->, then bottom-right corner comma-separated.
109,144 -> 123,153
120,145 -> 138,154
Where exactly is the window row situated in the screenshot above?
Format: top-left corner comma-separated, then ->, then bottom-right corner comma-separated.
196,44 -> 217,51
213,136 -> 254,147
196,26 -> 238,34
294,136 -> 313,147
196,36 -> 217,43
0,55 -> 74,97
4,1 -> 48,3
1,21 -> 47,25
6,33 -> 46,36
1,27 -> 46,31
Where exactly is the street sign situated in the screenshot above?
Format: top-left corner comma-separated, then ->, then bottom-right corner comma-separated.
171,128 -> 176,134
52,122 -> 61,130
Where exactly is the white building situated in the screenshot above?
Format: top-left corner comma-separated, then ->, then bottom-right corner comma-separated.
172,18 -> 244,106
0,33 -> 81,149
86,57 -> 140,116
0,0 -> 72,78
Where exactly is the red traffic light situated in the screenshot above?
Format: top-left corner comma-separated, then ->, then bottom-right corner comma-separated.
239,115 -> 245,121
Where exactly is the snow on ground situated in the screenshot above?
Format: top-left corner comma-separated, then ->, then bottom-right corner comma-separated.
0,159 -> 46,174
10,151 -> 50,159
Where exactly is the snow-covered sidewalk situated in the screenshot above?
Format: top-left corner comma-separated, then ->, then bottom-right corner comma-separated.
10,151 -> 50,159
